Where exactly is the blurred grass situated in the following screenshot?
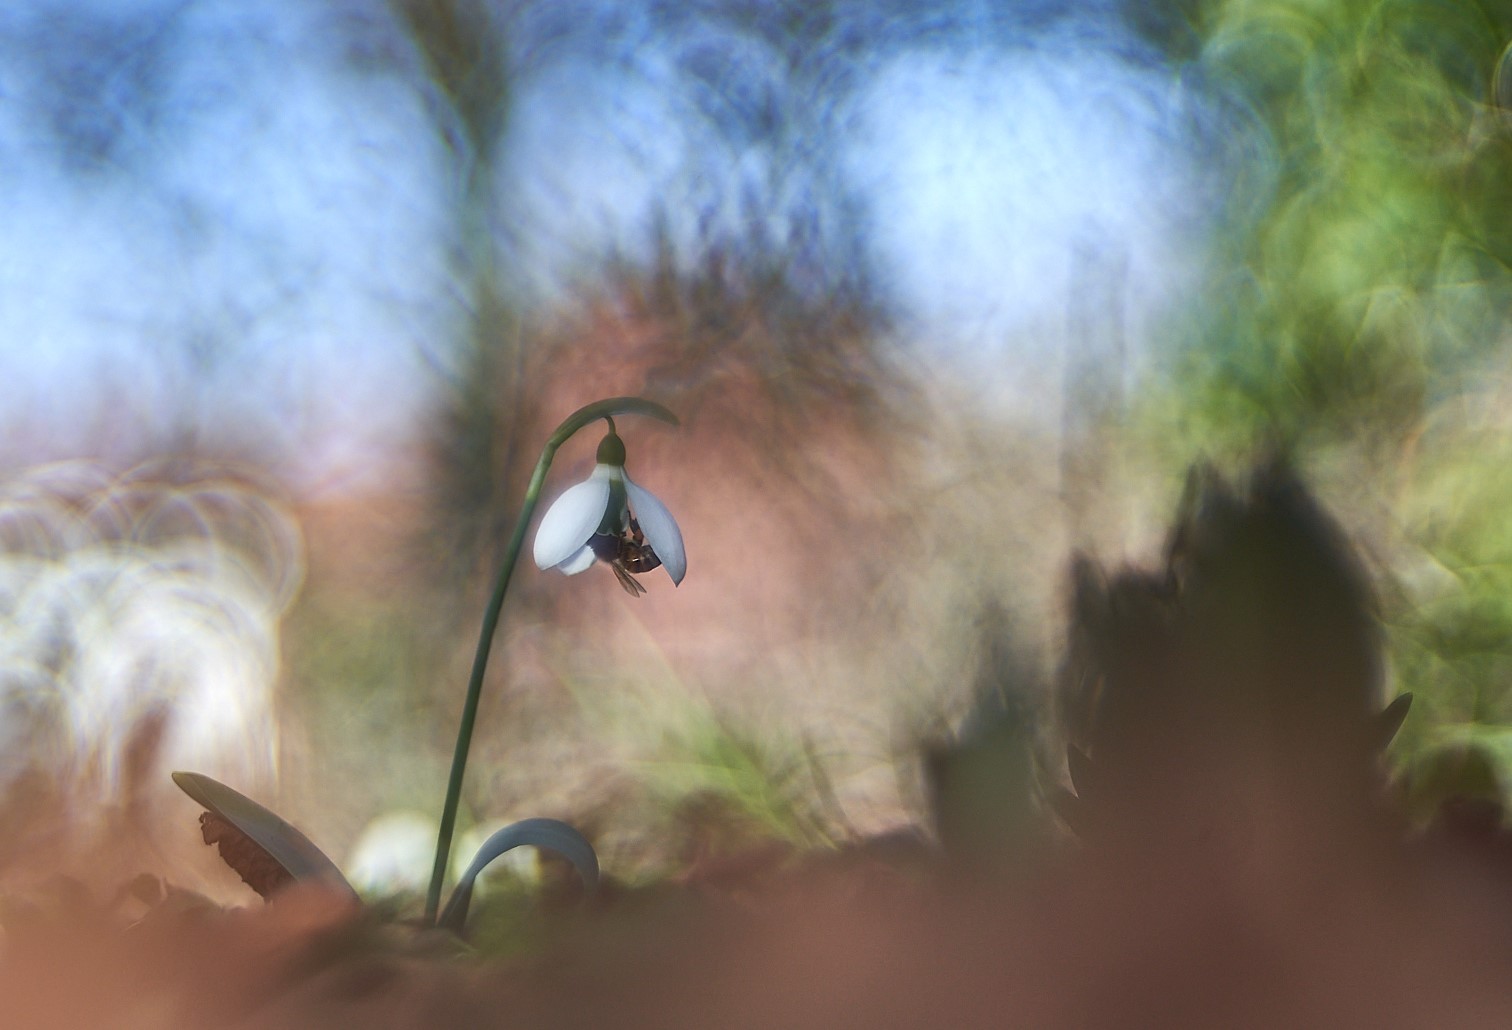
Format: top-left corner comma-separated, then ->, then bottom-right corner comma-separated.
633,706 -> 839,855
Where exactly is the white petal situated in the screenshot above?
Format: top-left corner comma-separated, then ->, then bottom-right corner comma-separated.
533,477 -> 611,571
624,475 -> 686,586
554,544 -> 597,575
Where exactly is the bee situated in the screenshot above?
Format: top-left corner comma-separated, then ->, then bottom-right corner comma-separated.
589,515 -> 663,597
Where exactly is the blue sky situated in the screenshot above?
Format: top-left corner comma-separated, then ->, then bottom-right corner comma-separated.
0,0 -> 1243,493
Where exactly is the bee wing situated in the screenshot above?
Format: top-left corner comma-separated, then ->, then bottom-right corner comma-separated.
612,562 -> 647,597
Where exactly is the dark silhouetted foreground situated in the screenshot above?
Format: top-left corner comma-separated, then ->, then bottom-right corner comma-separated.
4,464 -> 1512,1028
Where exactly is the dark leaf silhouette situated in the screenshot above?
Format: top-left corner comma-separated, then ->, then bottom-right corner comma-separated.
197,811 -> 296,900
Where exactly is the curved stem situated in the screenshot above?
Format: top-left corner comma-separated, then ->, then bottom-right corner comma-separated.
424,396 -> 677,923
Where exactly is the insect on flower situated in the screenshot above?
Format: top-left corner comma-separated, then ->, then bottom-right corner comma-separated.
587,514 -> 664,596
532,425 -> 686,595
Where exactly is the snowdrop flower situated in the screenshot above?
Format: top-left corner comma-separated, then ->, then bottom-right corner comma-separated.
532,426 -> 686,595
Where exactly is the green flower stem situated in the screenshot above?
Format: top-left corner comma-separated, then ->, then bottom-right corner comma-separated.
424,396 -> 678,924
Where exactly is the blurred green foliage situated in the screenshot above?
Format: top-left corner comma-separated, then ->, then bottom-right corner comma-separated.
1152,0 -> 1512,788
1170,0 -> 1512,447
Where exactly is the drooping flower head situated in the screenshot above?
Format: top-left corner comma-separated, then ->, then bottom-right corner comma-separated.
532,423 -> 686,595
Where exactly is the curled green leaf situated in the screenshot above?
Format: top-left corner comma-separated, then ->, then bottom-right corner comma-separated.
437,817 -> 599,934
